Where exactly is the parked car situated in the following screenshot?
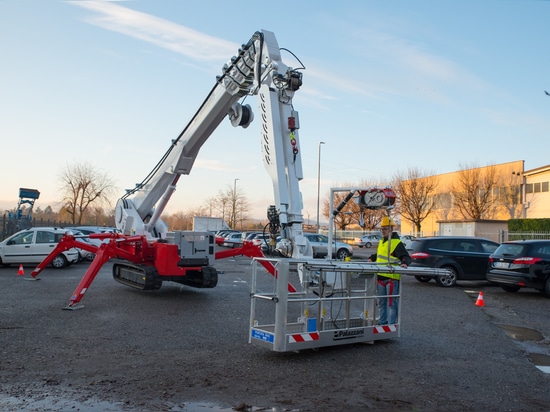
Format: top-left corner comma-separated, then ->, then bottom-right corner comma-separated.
400,235 -> 417,249
73,226 -> 119,247
251,234 -> 274,252
70,230 -> 96,262
304,233 -> 353,260
408,236 -> 499,287
487,240 -> 550,297
243,232 -> 263,241
222,232 -> 243,248
215,230 -> 239,245
354,234 -> 381,248
0,227 -> 79,269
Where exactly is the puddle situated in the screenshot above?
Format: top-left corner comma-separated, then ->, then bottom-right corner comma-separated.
497,324 -> 544,342
0,395 -> 126,411
498,324 -> 550,374
528,353 -> 550,367
0,396 -> 297,412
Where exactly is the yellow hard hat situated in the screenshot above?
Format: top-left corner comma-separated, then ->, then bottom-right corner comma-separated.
380,216 -> 396,227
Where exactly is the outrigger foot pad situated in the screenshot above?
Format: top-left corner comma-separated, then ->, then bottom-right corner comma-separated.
63,304 -> 84,311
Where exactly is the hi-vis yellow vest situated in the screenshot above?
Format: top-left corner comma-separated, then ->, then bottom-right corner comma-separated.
376,238 -> 402,280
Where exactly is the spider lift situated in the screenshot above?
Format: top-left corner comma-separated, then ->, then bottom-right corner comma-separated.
30,30 -> 448,351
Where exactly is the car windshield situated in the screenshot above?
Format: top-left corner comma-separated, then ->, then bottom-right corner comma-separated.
480,241 -> 499,253
494,244 -> 525,257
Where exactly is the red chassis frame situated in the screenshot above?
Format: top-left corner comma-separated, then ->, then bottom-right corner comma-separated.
30,232 -> 294,309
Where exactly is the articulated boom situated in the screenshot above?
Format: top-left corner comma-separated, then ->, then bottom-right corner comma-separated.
116,30 -> 306,245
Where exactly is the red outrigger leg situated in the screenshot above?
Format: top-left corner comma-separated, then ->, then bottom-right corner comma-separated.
31,234 -> 295,309
63,235 -> 151,310
30,234 -> 99,279
215,241 -> 296,292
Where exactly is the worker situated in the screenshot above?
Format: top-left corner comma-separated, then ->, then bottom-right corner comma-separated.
368,216 -> 410,325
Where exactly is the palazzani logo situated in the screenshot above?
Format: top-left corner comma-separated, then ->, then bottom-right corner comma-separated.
333,329 -> 364,340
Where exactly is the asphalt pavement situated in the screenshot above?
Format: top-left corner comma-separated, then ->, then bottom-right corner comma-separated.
1,249 -> 549,411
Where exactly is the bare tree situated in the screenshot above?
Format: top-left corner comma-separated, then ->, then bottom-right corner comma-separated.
433,192 -> 453,221
59,162 -> 115,225
211,191 -> 231,225
451,163 -> 498,220
209,185 -> 250,230
322,192 -> 356,230
494,170 -> 522,219
394,167 -> 439,235
322,182 -> 386,231
163,211 -> 193,231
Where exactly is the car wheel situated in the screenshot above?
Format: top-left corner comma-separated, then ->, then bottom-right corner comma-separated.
358,245 -> 364,248
501,285 -> 521,293
435,266 -> 457,287
414,276 -> 431,283
544,277 -> 550,298
336,248 -> 350,260
51,254 -> 68,269
365,242 -> 372,248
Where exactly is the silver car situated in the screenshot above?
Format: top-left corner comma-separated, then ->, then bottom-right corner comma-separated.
304,234 -> 353,260
354,234 -> 381,248
0,227 -> 79,269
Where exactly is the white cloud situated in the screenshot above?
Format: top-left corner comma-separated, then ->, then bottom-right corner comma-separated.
71,0 -> 238,61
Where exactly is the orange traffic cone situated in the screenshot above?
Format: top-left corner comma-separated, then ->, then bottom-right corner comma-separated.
18,264 -> 24,276
475,291 -> 485,307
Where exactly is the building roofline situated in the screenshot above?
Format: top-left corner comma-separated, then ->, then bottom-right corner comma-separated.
525,164 -> 550,176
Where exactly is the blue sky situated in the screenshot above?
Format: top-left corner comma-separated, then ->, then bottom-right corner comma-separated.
1,0 -> 549,223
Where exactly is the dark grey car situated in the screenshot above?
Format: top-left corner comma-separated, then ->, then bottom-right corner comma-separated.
408,236 -> 499,287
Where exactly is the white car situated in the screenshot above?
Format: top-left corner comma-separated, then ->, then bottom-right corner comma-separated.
354,234 -> 381,248
400,235 -> 417,249
73,226 -> 119,247
222,232 -> 243,248
0,227 -> 79,269
251,234 -> 273,251
70,230 -> 97,261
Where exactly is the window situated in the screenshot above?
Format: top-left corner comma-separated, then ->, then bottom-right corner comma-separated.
535,245 -> 550,256
497,244 -> 524,256
458,241 -> 477,252
11,232 -> 34,245
36,230 -> 56,244
431,239 -> 456,251
542,182 -> 549,192
481,241 -> 499,253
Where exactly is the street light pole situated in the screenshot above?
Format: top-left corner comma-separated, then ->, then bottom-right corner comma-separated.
316,141 -> 325,233
233,178 -> 239,229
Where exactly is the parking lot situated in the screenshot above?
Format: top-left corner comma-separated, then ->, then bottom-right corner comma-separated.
1,245 -> 550,411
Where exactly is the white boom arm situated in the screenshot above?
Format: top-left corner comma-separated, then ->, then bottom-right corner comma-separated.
115,30 -> 309,258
